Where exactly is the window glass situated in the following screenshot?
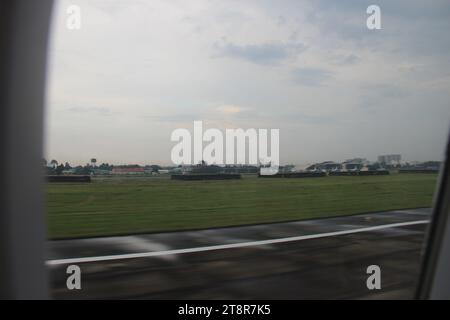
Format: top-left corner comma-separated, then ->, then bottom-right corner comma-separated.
46,0 -> 450,299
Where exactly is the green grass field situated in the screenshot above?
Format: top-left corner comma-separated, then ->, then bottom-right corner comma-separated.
47,173 -> 438,239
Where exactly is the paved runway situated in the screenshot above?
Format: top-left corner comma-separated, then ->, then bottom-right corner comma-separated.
48,208 -> 431,299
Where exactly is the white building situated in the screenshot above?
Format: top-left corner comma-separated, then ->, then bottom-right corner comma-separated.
378,154 -> 401,165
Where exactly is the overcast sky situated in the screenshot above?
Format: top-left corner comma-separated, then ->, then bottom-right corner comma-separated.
45,0 -> 450,166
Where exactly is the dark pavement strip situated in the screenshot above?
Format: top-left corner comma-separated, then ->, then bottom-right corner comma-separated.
49,208 -> 431,299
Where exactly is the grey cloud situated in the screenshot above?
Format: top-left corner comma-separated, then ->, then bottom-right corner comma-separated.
46,0 -> 450,165
280,112 -> 337,125
277,15 -> 287,26
309,0 -> 450,20
359,84 -> 409,109
291,67 -> 333,87
146,113 -> 202,123
215,41 -> 307,65
308,0 -> 450,58
363,84 -> 408,99
67,106 -> 114,116
246,110 -> 338,126
334,54 -> 360,66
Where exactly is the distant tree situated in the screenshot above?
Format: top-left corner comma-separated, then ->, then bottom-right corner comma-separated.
64,162 -> 72,170
50,159 -> 58,168
73,166 -> 83,175
91,158 -> 97,167
55,164 -> 65,175
422,161 -> 441,169
98,163 -> 112,171
74,165 -> 92,175
150,165 -> 162,173
368,162 -> 382,170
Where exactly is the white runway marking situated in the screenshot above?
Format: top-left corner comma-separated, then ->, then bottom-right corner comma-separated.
46,220 -> 429,266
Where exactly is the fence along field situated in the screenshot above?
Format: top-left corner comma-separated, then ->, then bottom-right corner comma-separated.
46,173 -> 438,239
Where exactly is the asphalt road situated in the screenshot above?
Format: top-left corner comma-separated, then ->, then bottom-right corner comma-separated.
48,208 -> 431,299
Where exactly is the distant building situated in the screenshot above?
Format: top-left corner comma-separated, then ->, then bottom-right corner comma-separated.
342,158 -> 368,171
306,161 -> 341,172
62,169 -> 77,175
378,154 -> 401,165
401,161 -> 441,171
223,165 -> 259,174
111,167 -> 145,175
92,169 -> 111,175
344,158 -> 367,164
182,162 -> 222,174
